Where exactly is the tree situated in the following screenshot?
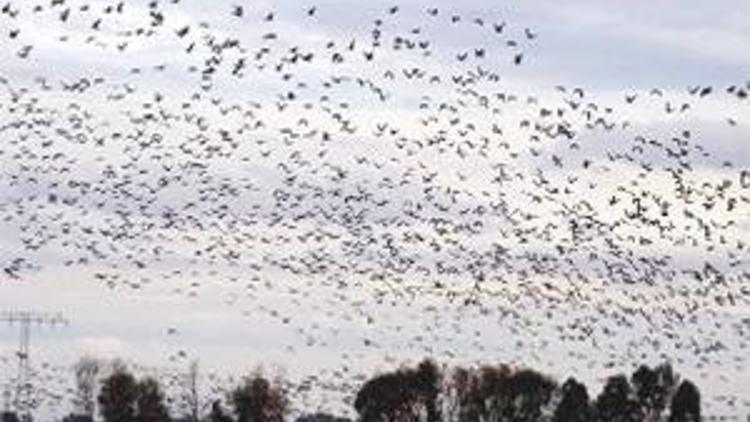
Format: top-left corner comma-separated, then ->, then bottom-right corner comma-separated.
631,364 -> 676,422
294,414 -> 351,422
669,381 -> 700,422
443,366 -> 482,422
594,375 -> 642,422
99,368 -> 139,422
207,400 -> 233,422
230,373 -> 287,422
136,377 -> 170,422
181,361 -> 205,422
1,412 -> 20,422
414,359 -> 442,422
477,364 -> 513,422
475,365 -> 557,422
442,364 -> 558,422
506,369 -> 557,422
355,360 -> 443,422
354,371 -> 406,422
554,378 -> 592,422
73,356 -> 102,420
63,414 -> 94,422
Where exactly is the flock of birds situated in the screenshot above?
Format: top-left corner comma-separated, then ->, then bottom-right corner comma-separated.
0,0 -> 749,419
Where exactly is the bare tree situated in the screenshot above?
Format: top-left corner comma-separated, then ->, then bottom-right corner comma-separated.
73,357 -> 102,419
442,366 -> 481,422
181,360 -> 205,422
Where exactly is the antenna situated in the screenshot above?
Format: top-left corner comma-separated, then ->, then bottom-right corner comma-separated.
0,311 -> 67,422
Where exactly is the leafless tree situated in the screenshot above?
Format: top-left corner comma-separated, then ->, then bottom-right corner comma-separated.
73,356 -> 102,418
181,360 -> 207,422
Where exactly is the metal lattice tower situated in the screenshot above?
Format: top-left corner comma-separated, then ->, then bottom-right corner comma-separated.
0,311 -> 67,422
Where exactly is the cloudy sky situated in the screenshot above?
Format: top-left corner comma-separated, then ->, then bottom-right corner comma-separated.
1,0 -> 749,419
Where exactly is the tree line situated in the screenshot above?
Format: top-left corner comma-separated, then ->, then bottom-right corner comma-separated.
1,359 -> 702,422
353,360 -> 700,422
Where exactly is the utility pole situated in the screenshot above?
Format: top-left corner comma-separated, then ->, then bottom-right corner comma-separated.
0,311 -> 67,422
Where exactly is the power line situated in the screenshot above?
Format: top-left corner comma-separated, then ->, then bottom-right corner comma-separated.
0,311 -> 67,422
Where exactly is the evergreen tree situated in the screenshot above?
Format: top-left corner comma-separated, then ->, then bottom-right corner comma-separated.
415,359 -> 442,422
554,378 -> 592,422
669,381 -> 700,422
98,369 -> 139,422
136,377 -> 171,422
594,375 -> 642,422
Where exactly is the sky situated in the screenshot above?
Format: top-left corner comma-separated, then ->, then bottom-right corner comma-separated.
0,0 -> 749,419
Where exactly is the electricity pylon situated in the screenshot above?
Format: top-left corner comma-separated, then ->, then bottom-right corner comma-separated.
0,311 -> 67,422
